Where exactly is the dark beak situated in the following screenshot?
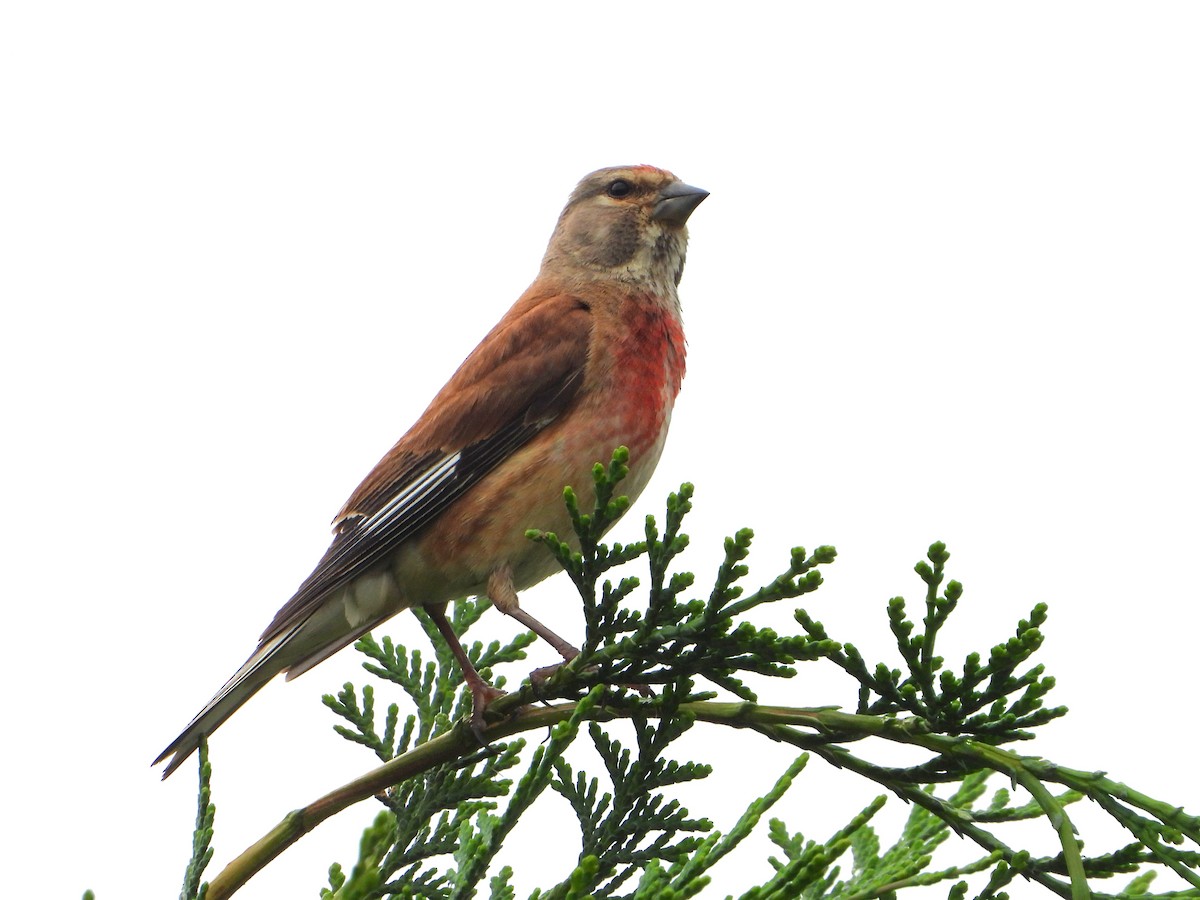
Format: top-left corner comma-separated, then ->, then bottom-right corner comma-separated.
652,182 -> 709,226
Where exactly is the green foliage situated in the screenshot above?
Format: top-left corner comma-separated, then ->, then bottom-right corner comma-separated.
180,738 -> 214,900
797,543 -> 1064,745
549,710 -> 712,896
318,599 -> 533,899
521,450 -> 838,706
174,448 -> 1200,900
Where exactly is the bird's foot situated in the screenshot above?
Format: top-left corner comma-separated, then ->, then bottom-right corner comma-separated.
528,660 -> 572,693
466,679 -> 507,744
527,658 -> 654,699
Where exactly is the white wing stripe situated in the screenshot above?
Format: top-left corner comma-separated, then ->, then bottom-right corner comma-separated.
356,451 -> 462,539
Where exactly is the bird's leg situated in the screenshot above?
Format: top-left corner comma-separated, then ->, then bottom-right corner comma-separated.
426,602 -> 505,737
488,565 -> 580,688
490,569 -> 655,699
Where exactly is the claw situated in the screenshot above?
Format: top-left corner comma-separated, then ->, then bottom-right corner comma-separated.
467,681 -> 507,743
530,661 -> 568,689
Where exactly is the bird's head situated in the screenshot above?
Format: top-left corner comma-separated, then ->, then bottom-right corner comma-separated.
542,165 -> 708,299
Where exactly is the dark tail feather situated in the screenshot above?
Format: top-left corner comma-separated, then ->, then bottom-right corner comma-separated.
153,631 -> 292,778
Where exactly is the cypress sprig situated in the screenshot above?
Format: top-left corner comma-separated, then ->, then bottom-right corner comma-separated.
316,594 -> 537,897
178,450 -> 1200,900
450,688 -> 604,895
550,697 -> 713,896
796,542 -> 1066,745
523,465 -> 839,710
180,737 -> 214,900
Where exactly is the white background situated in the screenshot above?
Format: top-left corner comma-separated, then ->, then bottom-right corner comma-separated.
3,4 -> 1198,898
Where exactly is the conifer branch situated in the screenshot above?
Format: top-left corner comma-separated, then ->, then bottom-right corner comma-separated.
174,450 -> 1199,900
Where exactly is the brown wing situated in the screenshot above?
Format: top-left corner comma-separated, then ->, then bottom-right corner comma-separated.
258,291 -> 592,644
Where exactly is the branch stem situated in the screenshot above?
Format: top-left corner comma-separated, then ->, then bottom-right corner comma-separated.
203,700 -> 1176,899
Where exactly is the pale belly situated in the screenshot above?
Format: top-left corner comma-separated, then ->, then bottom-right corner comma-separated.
385,403 -> 673,610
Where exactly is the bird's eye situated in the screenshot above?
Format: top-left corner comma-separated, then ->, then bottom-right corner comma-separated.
607,179 -> 632,198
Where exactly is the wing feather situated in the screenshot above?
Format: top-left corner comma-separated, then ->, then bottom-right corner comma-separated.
258,292 -> 591,644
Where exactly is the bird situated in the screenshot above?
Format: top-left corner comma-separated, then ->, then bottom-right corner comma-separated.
154,165 -> 708,778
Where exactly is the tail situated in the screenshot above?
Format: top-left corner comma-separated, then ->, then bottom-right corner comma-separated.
153,601 -> 388,778
153,629 -> 296,779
